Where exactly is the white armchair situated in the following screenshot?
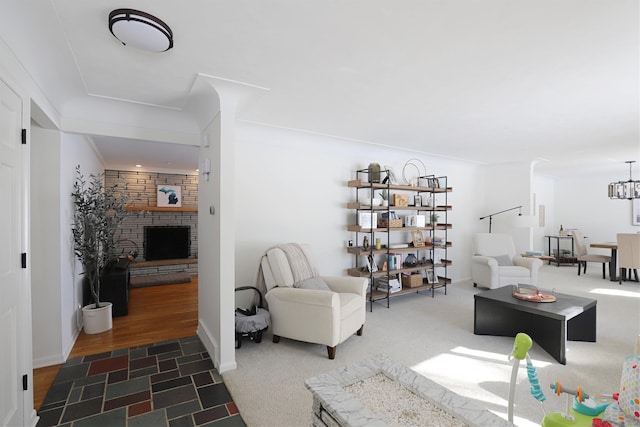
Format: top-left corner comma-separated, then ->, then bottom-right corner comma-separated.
471,233 -> 543,289
260,244 -> 367,359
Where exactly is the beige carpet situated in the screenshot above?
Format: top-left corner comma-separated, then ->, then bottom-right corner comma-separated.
223,264 -> 640,427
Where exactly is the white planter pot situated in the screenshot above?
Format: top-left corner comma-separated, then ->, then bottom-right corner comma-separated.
82,302 -> 113,334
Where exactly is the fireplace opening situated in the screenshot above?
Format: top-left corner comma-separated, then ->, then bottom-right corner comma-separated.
144,226 -> 190,260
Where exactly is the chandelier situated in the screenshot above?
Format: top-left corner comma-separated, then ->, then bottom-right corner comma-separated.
608,161 -> 640,200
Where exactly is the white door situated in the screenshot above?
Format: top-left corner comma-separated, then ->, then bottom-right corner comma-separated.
0,79 -> 25,427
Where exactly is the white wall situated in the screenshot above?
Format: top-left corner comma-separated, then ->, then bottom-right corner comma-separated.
30,126 -> 103,367
30,126 -> 63,367
482,162 -> 533,252
233,123 -> 487,286
553,171 -> 639,257
532,174 -> 555,251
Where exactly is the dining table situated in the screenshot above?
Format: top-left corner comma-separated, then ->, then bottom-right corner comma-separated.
589,242 -> 618,281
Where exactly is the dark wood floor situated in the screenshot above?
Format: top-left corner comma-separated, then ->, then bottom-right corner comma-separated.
33,278 -> 198,411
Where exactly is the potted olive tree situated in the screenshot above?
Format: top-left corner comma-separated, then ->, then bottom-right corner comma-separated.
71,166 -> 129,334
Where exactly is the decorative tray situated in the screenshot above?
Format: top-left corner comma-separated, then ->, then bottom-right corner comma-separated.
512,286 -> 557,303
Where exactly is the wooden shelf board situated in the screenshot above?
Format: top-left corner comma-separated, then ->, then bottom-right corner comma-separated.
348,179 -> 452,193
368,279 -> 448,300
126,206 -> 197,212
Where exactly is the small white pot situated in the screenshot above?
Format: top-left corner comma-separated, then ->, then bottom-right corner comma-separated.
382,200 -> 389,207
82,302 -> 113,334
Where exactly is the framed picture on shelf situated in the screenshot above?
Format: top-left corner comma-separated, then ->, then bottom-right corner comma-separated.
412,230 -> 425,247
426,270 -> 438,284
426,177 -> 436,188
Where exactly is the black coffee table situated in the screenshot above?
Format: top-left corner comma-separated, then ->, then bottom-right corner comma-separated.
474,285 -> 597,364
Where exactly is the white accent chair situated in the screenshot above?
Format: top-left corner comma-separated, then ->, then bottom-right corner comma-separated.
617,233 -> 640,284
573,229 -> 610,279
260,245 -> 367,359
471,233 -> 543,289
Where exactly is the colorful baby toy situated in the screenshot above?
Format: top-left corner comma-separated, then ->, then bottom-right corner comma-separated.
508,333 -> 640,426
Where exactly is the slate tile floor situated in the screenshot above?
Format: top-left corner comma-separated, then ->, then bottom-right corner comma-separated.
37,336 -> 246,427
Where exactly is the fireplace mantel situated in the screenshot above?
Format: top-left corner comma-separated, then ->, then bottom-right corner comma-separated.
126,206 -> 197,212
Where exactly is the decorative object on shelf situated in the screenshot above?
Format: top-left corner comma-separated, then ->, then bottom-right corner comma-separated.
404,253 -> 418,267
379,189 -> 389,207
382,166 -> 397,184
389,243 -> 409,249
411,230 -> 425,247
402,273 -> 423,288
402,158 -> 426,186
157,185 -> 182,207
379,211 -> 402,228
430,213 -> 440,224
559,224 -> 565,236
608,160 -> 640,200
368,163 -> 381,183
375,238 -> 381,250
404,214 -> 426,227
426,270 -> 438,284
362,235 -> 369,250
366,254 -> 378,273
414,195 -> 422,207
108,9 -> 174,53
392,194 -> 408,207
358,212 -> 377,228
361,195 -> 382,206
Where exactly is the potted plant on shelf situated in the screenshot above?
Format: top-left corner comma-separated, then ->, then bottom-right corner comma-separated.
379,189 -> 389,207
71,166 -> 129,334
430,213 -> 439,225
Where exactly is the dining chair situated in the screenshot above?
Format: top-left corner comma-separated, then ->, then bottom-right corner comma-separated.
573,229 -> 610,279
617,233 -> 640,284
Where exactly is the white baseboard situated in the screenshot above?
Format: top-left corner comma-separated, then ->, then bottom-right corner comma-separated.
197,321 -> 238,374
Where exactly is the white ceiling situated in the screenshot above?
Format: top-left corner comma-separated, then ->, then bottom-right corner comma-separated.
2,1 -> 638,177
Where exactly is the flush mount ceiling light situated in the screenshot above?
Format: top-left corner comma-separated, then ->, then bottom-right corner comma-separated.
108,9 -> 173,52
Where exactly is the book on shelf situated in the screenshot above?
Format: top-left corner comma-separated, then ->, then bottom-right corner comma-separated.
376,277 -> 401,293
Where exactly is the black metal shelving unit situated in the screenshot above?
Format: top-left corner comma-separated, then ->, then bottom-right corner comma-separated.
347,168 -> 452,311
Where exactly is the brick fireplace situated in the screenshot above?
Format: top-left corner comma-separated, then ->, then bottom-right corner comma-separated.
106,170 -> 198,281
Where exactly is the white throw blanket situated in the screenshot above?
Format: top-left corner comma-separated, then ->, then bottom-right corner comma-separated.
254,243 -> 319,303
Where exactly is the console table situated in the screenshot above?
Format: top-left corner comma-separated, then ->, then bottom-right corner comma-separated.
545,235 -> 576,266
